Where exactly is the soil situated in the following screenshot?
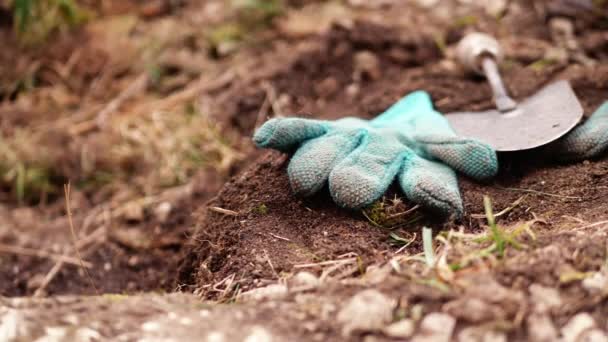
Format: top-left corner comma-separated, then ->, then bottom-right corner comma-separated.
180,4 -> 608,291
2,0 -> 608,341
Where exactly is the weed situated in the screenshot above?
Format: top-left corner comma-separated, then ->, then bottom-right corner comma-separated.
528,58 -> 558,72
362,196 -> 422,229
431,197 -> 539,271
484,196 -> 506,257
208,0 -> 284,56
11,0 -> 90,44
252,203 -> 269,215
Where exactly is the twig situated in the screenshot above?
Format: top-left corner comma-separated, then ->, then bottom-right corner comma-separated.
471,195 -> 527,219
208,207 -> 239,216
387,205 -> 420,219
575,220 -> 608,231
0,244 -> 92,267
96,73 -> 149,129
394,232 -> 417,255
261,82 -> 283,118
294,257 -> 357,269
500,187 -> 581,200
64,183 -> 99,295
269,233 -> 291,242
253,92 -> 270,136
264,249 -> 279,279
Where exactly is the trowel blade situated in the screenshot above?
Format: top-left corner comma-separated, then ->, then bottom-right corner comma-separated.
446,80 -> 583,152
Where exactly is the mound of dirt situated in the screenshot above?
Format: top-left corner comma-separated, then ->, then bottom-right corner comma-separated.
179,15 -> 608,296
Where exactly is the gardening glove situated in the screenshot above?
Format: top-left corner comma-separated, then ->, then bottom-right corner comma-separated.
253,91 -> 498,218
549,101 -> 608,161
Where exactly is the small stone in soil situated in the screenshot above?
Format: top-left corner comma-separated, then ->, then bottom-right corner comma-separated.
412,312 -> 456,342
337,289 -> 395,336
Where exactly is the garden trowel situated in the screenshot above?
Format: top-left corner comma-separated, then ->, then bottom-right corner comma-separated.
446,32 -> 583,152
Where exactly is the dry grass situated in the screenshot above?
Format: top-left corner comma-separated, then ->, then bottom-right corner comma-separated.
0,102 -> 242,204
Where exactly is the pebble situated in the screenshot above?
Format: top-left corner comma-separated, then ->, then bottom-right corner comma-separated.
239,284 -> 288,302
337,289 -> 395,336
353,51 -> 381,81
529,284 -> 562,313
412,313 -> 456,342
122,202 -> 145,222
0,309 -> 30,341
244,326 -> 273,342
526,313 -> 558,342
291,272 -> 320,289
579,329 -> 608,342
154,202 -> 172,223
582,272 -> 608,294
561,313 -> 596,342
383,319 -> 414,339
443,297 -> 504,323
314,77 -> 339,97
457,327 -> 507,342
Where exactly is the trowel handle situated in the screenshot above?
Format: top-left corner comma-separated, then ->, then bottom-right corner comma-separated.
457,33 -> 517,112
456,32 -> 503,74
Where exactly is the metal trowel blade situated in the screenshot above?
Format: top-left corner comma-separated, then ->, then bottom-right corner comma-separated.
446,80 -> 583,152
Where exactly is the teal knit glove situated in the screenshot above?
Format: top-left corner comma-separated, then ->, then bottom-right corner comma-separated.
550,101 -> 608,161
253,91 -> 498,218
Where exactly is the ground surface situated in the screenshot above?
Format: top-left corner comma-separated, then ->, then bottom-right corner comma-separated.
1,0 -> 608,341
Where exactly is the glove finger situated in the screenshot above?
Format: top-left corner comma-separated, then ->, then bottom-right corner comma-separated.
550,101 -> 608,161
415,134 -> 498,180
288,131 -> 362,196
328,134 -> 405,208
253,118 -> 328,152
399,155 -> 463,218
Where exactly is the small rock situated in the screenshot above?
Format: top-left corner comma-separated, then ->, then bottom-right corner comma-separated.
580,329 -> 608,342
529,284 -> 562,313
74,327 -> 102,341
383,319 -> 414,339
337,289 -> 396,336
345,83 -> 360,98
412,313 -> 456,342
582,272 -> 608,294
122,202 -> 145,222
527,313 -> 558,342
40,326 -> 68,341
239,284 -> 288,302
353,51 -> 381,81
0,309 -> 31,341
244,326 -> 273,342
443,298 -> 504,323
561,313 -> 596,342
414,0 -> 440,7
314,77 -> 339,98
482,0 -> 508,16
291,272 -> 320,289
363,265 -> 392,285
206,331 -> 225,342
154,202 -> 173,223
457,327 -> 507,342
